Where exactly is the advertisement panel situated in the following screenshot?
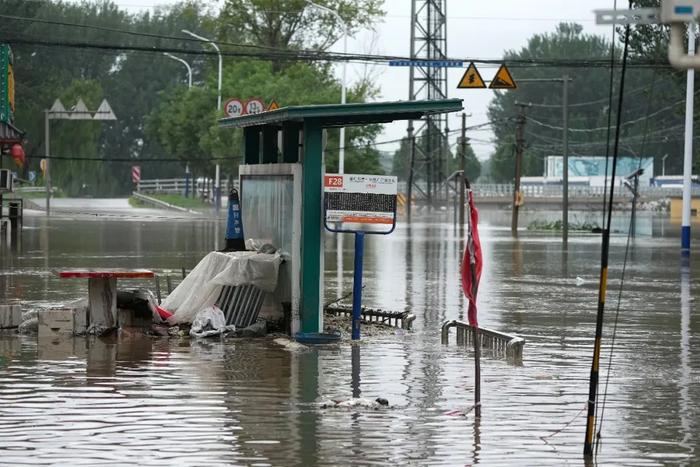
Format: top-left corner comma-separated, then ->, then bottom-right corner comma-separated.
0,44 -> 14,124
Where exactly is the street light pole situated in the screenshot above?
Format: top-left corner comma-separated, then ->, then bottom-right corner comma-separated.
182,29 -> 223,212
181,29 -> 221,109
682,22 -> 695,254
163,52 -> 192,88
44,110 -> 51,216
306,1 -> 348,173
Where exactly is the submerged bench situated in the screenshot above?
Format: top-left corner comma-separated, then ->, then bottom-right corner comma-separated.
57,269 -> 155,334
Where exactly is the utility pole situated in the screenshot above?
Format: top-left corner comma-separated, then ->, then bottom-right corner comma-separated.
511,104 -> 527,236
515,77 -> 572,242
407,126 -> 415,221
682,22 -> 695,255
562,73 -> 570,244
460,113 -> 467,226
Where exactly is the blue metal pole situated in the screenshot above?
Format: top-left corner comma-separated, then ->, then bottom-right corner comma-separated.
352,232 -> 365,340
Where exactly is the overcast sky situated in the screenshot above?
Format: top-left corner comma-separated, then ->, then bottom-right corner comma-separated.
78,0 -> 620,160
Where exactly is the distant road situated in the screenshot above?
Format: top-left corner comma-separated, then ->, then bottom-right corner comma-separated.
24,198 -> 212,220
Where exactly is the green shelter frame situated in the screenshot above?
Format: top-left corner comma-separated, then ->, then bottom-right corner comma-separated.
219,99 -> 463,333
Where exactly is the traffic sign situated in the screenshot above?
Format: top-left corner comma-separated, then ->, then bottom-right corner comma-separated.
389,60 -> 463,68
457,62 -> 486,89
245,98 -> 265,115
489,64 -> 517,89
131,165 -> 141,184
267,100 -> 280,111
224,98 -> 244,117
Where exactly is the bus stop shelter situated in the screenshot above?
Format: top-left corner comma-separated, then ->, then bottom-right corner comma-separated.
219,98 -> 463,334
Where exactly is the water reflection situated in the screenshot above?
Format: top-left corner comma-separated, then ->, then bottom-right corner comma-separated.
679,257 -> 693,457
0,213 -> 699,464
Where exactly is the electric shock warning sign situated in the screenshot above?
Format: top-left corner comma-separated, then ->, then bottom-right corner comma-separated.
324,174 -> 398,225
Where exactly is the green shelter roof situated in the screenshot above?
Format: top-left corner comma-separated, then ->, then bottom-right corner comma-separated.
218,99 -> 463,129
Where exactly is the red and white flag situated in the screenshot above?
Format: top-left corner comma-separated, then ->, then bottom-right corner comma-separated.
461,189 -> 483,327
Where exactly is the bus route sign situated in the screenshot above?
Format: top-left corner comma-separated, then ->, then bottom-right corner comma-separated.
324,174 -> 398,231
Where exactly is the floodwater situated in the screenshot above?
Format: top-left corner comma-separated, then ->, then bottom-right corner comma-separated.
1,206 -> 699,465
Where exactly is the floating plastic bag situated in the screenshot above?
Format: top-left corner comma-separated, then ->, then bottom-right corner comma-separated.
190,306 -> 236,338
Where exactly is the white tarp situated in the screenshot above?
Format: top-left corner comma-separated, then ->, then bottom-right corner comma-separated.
162,251 -> 282,324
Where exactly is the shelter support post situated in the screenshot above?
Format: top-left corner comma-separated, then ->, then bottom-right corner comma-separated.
300,120 -> 324,333
262,127 -> 279,163
282,123 -> 301,163
244,126 -> 261,164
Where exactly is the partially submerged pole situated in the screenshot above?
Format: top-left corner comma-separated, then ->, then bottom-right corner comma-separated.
511,105 -> 526,236
584,20 -> 632,458
460,113 -> 466,226
351,232 -> 365,340
562,74 -> 570,244
682,23 -> 696,255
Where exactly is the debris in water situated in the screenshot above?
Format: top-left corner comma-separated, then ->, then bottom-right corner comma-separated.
320,397 -> 389,409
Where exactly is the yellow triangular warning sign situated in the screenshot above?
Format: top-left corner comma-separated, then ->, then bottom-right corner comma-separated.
457,62 -> 486,89
489,64 -> 517,89
267,100 -> 280,111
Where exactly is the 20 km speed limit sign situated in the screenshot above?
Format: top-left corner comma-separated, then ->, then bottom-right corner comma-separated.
224,98 -> 243,117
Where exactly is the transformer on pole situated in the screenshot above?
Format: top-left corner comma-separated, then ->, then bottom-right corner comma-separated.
407,0 -> 449,210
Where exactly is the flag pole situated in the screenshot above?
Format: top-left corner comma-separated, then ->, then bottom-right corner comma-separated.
465,176 -> 481,418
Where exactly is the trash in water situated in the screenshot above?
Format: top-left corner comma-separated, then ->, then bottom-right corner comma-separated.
320,397 -> 389,409
190,306 -> 236,338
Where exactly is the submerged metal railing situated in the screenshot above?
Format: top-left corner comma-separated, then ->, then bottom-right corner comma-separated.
217,284 -> 266,328
441,320 -> 525,362
326,304 -> 416,330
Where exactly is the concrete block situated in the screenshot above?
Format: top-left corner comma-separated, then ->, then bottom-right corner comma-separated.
73,305 -> 88,335
38,308 -> 75,338
0,303 -> 22,329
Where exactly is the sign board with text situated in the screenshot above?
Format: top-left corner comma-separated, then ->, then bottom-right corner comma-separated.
324,174 -> 398,233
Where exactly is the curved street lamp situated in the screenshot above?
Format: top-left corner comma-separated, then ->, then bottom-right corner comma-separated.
181,29 -> 222,110
163,52 -> 192,88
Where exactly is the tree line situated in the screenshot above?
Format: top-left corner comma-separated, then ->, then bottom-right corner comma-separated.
0,0 -> 383,196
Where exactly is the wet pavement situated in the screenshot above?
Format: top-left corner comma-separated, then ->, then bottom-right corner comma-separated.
0,209 -> 699,465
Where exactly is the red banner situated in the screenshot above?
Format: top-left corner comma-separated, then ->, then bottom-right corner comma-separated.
461,190 -> 483,327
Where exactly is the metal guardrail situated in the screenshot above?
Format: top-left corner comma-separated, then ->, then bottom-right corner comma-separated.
325,304 -> 416,330
396,182 -> 698,201
137,178 -> 239,195
441,319 -> 524,363
131,192 -> 194,213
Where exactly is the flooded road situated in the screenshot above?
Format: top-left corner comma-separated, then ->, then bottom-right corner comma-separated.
1,209 -> 699,465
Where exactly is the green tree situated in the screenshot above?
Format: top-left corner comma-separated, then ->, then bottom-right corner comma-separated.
218,0 -> 383,50
454,138 -> 481,182
488,19 -> 698,183
487,23 -> 617,182
2,0 -> 219,194
147,59 -> 384,178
